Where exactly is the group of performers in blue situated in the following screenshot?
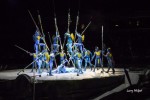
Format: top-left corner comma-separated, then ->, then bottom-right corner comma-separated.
31,28 -> 115,76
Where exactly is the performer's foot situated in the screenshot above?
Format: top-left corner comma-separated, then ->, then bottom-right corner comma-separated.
112,72 -> 115,74
106,71 -> 109,73
49,74 -> 53,76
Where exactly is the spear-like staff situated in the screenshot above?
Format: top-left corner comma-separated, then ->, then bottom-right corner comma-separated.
54,15 -> 63,50
28,10 -> 40,33
15,45 -> 32,55
81,17 -> 92,35
47,32 -> 58,68
47,32 -> 52,50
52,0 -> 63,50
74,11 -> 79,42
63,9 -> 71,49
74,0 -> 80,41
101,25 -> 105,72
17,53 -> 44,75
37,10 -> 50,51
71,18 -> 92,49
74,17 -> 92,43
28,10 -> 50,51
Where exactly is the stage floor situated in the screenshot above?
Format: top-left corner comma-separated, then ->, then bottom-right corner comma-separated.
0,67 -> 125,81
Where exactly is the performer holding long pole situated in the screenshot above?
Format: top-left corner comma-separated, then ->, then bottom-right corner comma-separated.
74,17 -> 92,43
63,9 -> 71,49
52,0 -> 63,51
37,10 -> 50,51
47,32 -> 58,68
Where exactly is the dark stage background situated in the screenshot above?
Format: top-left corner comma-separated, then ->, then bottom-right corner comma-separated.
1,0 -> 150,69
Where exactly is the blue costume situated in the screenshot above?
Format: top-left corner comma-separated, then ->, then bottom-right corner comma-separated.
56,59 -> 68,74
65,33 -> 73,54
104,48 -> 115,74
30,53 -> 37,72
74,50 -> 83,76
83,48 -> 93,71
33,30 -> 45,54
53,33 -> 60,53
36,53 -> 44,74
92,47 -> 104,72
59,50 -> 66,65
42,49 -> 50,72
74,33 -> 84,53
49,52 -> 55,76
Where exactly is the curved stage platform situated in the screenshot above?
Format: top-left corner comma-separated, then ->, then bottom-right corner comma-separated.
0,68 -> 125,100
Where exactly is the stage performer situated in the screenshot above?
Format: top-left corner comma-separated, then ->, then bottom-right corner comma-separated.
74,49 -> 83,76
103,48 -> 115,74
36,52 -> 44,74
30,53 -> 37,72
42,49 -> 50,72
64,32 -> 74,55
56,59 -> 68,74
57,49 -> 66,65
33,29 -> 46,54
48,51 -> 55,76
83,48 -> 94,71
92,46 -> 104,72
52,34 -> 60,53
74,32 -> 84,53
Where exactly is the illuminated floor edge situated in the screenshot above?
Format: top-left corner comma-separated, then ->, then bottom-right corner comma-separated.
0,67 -> 125,100
0,67 -> 124,81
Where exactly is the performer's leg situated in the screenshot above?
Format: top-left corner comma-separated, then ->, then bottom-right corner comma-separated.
93,59 -> 97,72
88,58 -> 93,71
84,60 -> 87,71
106,61 -> 111,73
34,44 -> 39,54
41,61 -> 45,72
31,58 -> 35,72
38,60 -> 42,74
46,62 -> 49,72
53,44 -> 57,53
97,59 -> 100,70
49,61 -> 53,76
100,59 -> 104,72
110,60 -> 115,74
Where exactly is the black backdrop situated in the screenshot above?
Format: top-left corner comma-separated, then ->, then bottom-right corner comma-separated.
1,0 -> 150,68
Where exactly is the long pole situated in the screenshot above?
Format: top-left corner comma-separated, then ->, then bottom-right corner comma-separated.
102,25 -> 103,67
28,10 -> 39,31
37,10 -> 50,51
